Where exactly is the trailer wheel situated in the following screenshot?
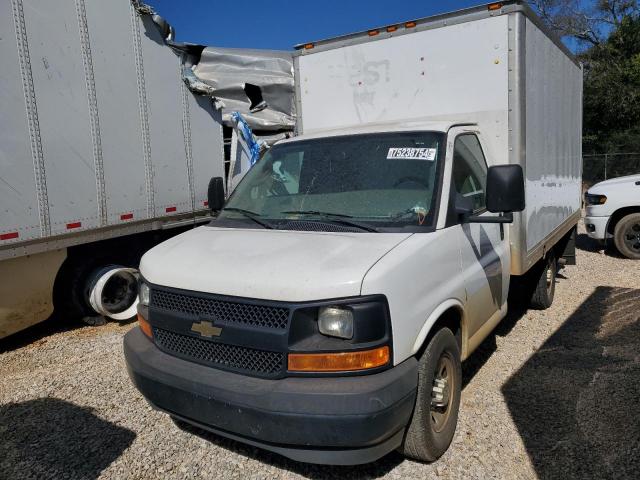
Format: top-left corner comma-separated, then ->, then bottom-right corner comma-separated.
53,254 -> 137,324
613,213 -> 640,259
400,327 -> 461,462
53,256 -> 98,322
529,254 -> 557,310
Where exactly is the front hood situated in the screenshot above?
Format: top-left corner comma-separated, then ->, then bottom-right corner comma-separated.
140,226 -> 412,302
590,174 -> 640,192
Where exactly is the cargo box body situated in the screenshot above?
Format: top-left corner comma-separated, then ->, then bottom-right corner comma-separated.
293,1 -> 582,275
0,0 -> 224,261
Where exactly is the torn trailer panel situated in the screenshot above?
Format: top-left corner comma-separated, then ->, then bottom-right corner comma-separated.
190,47 -> 296,132
134,1 -> 296,133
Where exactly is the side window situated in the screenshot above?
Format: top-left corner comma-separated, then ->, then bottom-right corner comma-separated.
452,134 -> 488,212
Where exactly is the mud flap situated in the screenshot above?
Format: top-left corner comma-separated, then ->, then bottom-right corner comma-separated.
560,226 -> 577,266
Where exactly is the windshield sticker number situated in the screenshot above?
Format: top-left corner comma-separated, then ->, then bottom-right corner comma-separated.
387,147 -> 437,161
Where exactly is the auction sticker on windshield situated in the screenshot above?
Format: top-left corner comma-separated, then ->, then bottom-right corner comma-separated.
387,147 -> 437,160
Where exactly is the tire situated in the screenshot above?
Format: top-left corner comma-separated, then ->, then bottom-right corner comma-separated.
400,327 -> 462,462
613,213 -> 640,260
53,253 -> 135,322
529,254 -> 557,310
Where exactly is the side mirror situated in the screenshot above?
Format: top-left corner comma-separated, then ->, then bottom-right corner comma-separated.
207,177 -> 225,212
462,165 -> 525,225
486,165 -> 525,213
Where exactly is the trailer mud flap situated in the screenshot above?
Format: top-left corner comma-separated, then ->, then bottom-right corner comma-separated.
560,227 -> 577,266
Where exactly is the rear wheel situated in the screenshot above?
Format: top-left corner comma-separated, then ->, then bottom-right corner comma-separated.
613,213 -> 640,259
400,327 -> 461,462
529,254 -> 557,310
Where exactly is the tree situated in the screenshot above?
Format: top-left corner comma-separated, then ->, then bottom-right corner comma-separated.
581,14 -> 640,152
529,0 -> 638,48
529,1 -> 640,153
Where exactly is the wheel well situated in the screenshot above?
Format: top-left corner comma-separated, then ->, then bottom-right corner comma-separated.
607,206 -> 640,235
418,307 -> 463,357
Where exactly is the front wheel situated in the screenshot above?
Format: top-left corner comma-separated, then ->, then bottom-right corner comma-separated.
613,213 -> 640,259
400,327 -> 461,462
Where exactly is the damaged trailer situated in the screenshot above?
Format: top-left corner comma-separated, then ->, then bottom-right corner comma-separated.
182,46 -> 297,190
0,0 -> 298,340
1,0 -> 292,338
187,46 -> 296,132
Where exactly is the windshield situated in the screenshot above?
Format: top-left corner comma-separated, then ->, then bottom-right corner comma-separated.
219,132 -> 444,230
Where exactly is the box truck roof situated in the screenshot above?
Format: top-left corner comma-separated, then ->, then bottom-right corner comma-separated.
278,120 -> 477,144
294,1 -> 578,67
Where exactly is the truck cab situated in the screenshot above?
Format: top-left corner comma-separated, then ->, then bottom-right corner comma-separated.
125,120 -> 525,464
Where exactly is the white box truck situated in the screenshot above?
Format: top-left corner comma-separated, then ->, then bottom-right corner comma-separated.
125,1 -> 583,465
0,0 -> 225,338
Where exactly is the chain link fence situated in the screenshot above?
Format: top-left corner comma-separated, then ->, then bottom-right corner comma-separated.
583,153 -> 640,188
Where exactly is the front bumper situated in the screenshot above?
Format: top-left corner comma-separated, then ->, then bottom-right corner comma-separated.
584,216 -> 610,240
124,327 -> 418,465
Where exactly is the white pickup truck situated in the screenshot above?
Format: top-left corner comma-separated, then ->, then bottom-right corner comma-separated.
584,174 -> 640,259
124,1 -> 583,465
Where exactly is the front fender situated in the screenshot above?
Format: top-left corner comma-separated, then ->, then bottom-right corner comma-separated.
361,228 -> 466,365
410,298 -> 466,359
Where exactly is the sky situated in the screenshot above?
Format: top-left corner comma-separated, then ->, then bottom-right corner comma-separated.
144,0 -> 492,50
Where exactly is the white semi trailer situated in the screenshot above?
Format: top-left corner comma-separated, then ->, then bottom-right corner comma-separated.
0,0 -> 225,338
125,1 -> 582,465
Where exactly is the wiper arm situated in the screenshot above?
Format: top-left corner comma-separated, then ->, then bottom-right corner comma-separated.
280,210 -> 379,232
386,207 -> 428,225
222,207 -> 274,229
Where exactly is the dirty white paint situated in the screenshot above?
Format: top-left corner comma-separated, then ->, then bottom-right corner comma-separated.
297,15 -> 509,150
0,249 -> 66,339
524,17 -> 582,251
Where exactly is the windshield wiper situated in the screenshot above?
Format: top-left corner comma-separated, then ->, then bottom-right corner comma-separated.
221,207 -> 275,229
280,210 -> 379,232
383,207 -> 428,225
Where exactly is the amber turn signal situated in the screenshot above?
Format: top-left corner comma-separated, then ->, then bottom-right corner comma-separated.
138,313 -> 153,339
288,346 -> 390,372
488,2 -> 503,11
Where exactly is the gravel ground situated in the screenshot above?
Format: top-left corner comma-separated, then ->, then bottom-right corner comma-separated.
1,222 -> 638,480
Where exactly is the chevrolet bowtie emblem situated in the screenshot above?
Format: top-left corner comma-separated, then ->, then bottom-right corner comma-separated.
191,321 -> 222,338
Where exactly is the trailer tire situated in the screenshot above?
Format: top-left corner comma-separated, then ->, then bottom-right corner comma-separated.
400,327 -> 461,462
613,213 -> 640,259
53,254 -> 136,323
529,254 -> 557,310
53,256 -> 96,322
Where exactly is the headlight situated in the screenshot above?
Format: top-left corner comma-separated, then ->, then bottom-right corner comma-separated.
585,193 -> 607,205
139,281 -> 150,306
318,306 -> 353,339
